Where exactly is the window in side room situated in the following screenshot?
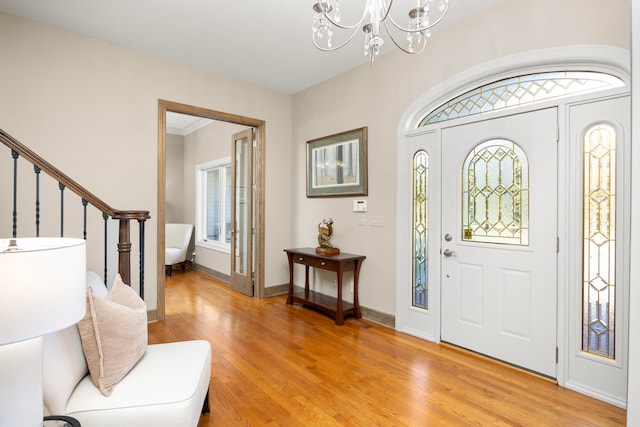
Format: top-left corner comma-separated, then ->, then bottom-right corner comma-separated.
196,157 -> 231,252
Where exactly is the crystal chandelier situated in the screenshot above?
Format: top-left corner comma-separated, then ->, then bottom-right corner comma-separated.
312,0 -> 450,64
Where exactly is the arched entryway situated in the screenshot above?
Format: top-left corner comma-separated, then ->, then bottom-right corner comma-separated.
395,46 -> 630,407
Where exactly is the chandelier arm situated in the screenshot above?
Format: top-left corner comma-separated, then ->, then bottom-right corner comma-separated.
317,1 -> 370,31
380,0 -> 395,21
312,25 -> 362,52
383,20 -> 427,54
385,2 -> 450,33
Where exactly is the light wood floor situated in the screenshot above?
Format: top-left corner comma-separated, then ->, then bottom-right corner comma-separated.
148,269 -> 626,426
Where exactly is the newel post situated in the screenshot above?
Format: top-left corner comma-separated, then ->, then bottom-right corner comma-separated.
117,217 -> 132,285
112,210 -> 151,289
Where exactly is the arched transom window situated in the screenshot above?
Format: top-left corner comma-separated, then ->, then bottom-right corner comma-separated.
418,72 -> 624,126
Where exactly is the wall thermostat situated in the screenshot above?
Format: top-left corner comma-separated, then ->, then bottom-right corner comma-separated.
353,199 -> 367,212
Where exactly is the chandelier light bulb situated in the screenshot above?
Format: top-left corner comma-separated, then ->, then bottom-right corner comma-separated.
311,0 -> 450,64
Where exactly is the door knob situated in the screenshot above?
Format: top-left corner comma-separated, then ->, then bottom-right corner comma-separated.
443,249 -> 456,257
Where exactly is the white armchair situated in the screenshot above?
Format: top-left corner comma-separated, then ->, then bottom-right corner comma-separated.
42,272 -> 211,426
165,223 -> 194,276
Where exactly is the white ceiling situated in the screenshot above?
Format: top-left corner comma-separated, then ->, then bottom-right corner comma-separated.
165,112 -> 212,136
0,0 -> 505,94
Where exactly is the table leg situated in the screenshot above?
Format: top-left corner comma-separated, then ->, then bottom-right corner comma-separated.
304,265 -> 310,299
353,259 -> 362,319
335,267 -> 344,325
286,253 -> 294,305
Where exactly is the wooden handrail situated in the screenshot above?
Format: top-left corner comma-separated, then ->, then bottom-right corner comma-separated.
0,129 -> 115,215
0,128 -> 150,290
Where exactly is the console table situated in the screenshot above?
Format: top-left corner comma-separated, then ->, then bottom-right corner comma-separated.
285,248 -> 366,325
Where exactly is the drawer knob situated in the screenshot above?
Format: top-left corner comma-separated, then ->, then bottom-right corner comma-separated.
298,257 -> 304,261
321,262 -> 326,266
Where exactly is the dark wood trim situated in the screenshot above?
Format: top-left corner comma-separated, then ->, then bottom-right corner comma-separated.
360,306 -> 395,328
146,308 -> 158,322
264,283 -> 289,297
157,102 -> 167,320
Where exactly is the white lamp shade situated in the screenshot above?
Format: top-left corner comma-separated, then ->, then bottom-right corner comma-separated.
0,238 -> 86,345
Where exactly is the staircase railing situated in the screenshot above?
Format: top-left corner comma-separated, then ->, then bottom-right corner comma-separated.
1,129 -> 150,298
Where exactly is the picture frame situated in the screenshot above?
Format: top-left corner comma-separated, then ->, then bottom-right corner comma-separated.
306,127 -> 368,197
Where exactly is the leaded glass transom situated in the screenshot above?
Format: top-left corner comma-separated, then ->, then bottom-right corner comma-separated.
412,150 -> 428,309
462,140 -> 528,245
419,72 -> 624,126
582,124 -> 616,359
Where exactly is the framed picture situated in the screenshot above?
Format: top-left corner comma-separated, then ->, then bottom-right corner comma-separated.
306,127 -> 368,197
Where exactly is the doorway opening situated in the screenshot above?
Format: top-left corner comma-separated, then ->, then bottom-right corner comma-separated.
157,99 -> 266,321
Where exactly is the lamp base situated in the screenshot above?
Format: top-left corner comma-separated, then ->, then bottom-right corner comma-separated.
0,337 -> 44,427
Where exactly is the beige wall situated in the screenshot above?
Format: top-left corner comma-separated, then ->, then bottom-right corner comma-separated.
166,133 -> 185,223
0,12 -> 293,310
291,0 -> 630,315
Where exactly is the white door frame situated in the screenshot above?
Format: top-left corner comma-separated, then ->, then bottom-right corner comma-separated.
395,45 -> 630,402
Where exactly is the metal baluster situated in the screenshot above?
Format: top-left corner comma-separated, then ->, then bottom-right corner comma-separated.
59,183 -> 65,237
11,150 -> 18,238
138,219 -> 145,300
103,212 -> 108,286
34,166 -> 41,237
82,199 -> 88,240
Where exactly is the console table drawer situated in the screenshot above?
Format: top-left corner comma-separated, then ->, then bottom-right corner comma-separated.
292,255 -> 339,271
309,257 -> 338,271
292,255 -> 310,264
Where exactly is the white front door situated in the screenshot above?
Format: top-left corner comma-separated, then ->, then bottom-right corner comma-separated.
440,108 -> 558,377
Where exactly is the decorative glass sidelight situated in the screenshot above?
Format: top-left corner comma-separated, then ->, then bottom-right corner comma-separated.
462,139 -> 529,245
418,72 -> 624,126
412,150 -> 428,309
582,124 -> 617,358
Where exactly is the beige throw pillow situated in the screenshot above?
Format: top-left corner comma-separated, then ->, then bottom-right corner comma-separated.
78,274 -> 148,396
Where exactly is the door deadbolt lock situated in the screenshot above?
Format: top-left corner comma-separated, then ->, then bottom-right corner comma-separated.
444,233 -> 452,241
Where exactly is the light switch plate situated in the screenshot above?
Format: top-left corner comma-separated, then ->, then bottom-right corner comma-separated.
369,216 -> 385,227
